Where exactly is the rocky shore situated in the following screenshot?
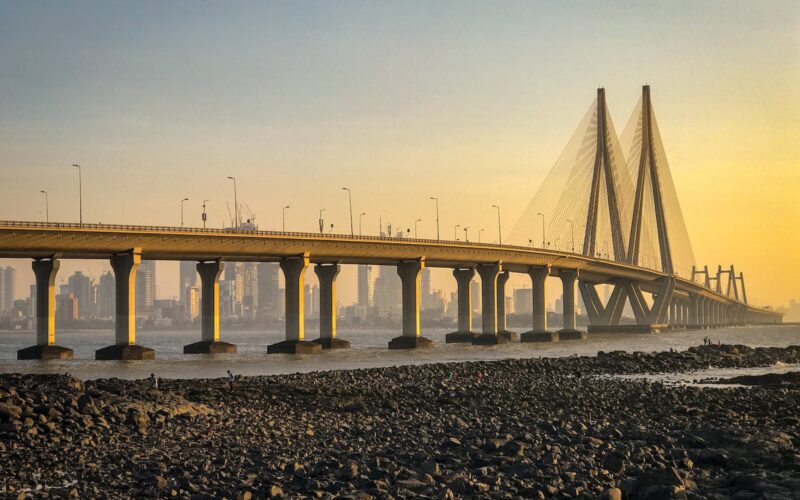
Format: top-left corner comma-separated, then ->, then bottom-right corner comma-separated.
1,344 -> 799,499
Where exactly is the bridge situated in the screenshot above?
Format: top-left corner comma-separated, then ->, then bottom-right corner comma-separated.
2,85 -> 781,360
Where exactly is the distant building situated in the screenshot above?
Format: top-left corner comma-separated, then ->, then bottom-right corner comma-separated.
97,271 -> 115,319
1,266 -> 15,314
67,271 -> 94,319
357,265 -> 374,308
179,261 -> 198,311
57,293 -> 78,322
513,287 -> 532,315
471,280 -> 481,312
185,286 -> 200,321
373,266 -> 401,316
256,262 -> 280,321
136,260 -> 156,311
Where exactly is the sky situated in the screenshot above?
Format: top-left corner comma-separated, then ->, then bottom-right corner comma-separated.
0,1 -> 798,308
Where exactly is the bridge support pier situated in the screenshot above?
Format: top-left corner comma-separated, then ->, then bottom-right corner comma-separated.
18,259 -> 74,360
522,266 -> 557,342
389,259 -> 433,349
496,271 -> 517,341
269,254 -> 321,354
558,270 -> 586,340
184,261 -> 236,354
313,263 -> 349,349
473,263 -> 506,345
96,251 -> 155,360
446,268 -> 475,343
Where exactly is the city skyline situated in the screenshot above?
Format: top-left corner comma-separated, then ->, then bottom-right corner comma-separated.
1,1 -> 798,308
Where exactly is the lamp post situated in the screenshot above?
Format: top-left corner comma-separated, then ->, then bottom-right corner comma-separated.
227,176 -> 238,230
414,218 -> 422,238
202,200 -> 209,229
478,228 -> 485,243
454,224 -> 460,241
463,226 -> 469,243
342,187 -> 353,235
359,212 -> 367,236
566,219 -> 575,253
430,197 -> 440,241
180,197 -> 189,227
282,205 -> 291,231
492,204 -> 502,244
72,164 -> 82,226
537,212 -> 545,248
40,190 -> 49,223
319,209 -> 326,234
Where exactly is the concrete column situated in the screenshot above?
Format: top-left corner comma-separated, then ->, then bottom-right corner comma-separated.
558,269 -> 585,339
313,263 -> 349,349
96,250 -> 155,360
184,261 -> 236,354
389,259 -> 433,349
495,271 -> 517,341
18,259 -> 73,360
669,300 -> 677,326
446,268 -> 475,343
688,294 -> 699,328
522,266 -> 556,342
474,263 -> 505,345
269,254 -> 321,354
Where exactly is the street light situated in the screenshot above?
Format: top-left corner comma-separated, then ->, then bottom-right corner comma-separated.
180,197 -> 189,227
566,219 -> 575,253
72,164 -> 82,226
282,205 -> 291,231
536,212 -> 545,248
40,190 -> 49,223
454,224 -> 460,241
492,204 -> 502,244
463,226 -> 469,243
430,197 -> 440,241
227,176 -> 238,230
202,200 -> 209,229
414,218 -> 422,238
360,212 -> 367,236
319,209 -> 326,234
478,228 -> 485,243
342,187 -> 353,236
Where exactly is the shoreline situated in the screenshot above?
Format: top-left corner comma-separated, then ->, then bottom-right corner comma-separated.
2,344 -> 799,498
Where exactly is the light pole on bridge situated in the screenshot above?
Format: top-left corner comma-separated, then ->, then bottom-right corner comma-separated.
463,226 -> 469,242
40,190 -> 49,224
478,228 -> 485,243
72,164 -> 82,227
492,204 -> 502,245
414,218 -> 421,238
227,176 -> 238,230
454,224 -> 460,241
202,200 -> 209,229
180,198 -> 189,227
566,219 -> 575,253
430,197 -> 440,241
342,187 -> 353,236
359,212 -> 366,236
319,209 -> 326,234
282,205 -> 291,232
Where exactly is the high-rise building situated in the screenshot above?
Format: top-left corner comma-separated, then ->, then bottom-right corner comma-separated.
513,287 -> 533,315
136,260 -> 156,311
2,266 -> 15,313
373,266 -> 401,316
256,262 -> 280,321
185,286 -> 200,321
97,271 -> 115,318
357,265 -> 374,308
67,271 -> 94,319
471,280 -> 481,312
179,261 -> 198,309
219,279 -> 235,319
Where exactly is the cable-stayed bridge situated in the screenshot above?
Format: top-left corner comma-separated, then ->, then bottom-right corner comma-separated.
0,86 -> 781,360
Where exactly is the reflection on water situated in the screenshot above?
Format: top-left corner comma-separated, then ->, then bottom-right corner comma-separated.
0,324 -> 798,381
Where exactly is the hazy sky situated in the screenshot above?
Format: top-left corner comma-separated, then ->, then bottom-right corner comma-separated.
1,1 -> 798,307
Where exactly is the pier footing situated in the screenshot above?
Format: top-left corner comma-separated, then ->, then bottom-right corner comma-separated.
498,330 -> 518,342
312,338 -> 351,349
557,329 -> 587,340
95,344 -> 155,361
587,324 -> 667,334
388,336 -> 434,350
17,345 -> 74,360
472,334 -> 509,346
445,331 -> 474,343
267,340 -> 322,354
521,330 -> 559,343
183,341 -> 237,354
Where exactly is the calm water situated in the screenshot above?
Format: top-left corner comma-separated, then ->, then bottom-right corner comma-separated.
0,324 -> 798,380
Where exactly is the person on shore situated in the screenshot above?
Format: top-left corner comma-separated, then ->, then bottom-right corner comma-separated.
227,370 -> 235,391
149,373 -> 159,391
